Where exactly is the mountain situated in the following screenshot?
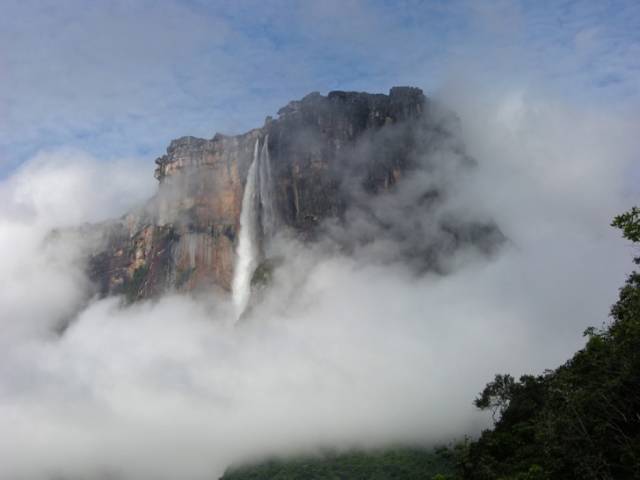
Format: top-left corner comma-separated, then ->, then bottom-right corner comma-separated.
87,87 -> 503,304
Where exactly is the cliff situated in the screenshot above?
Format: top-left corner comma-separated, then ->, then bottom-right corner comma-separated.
88,87 -> 503,302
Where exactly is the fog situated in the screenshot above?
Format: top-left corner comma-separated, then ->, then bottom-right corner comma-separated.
0,85 -> 637,480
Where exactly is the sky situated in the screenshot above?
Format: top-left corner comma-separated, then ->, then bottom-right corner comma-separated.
1,0 -> 639,175
1,1 -> 640,479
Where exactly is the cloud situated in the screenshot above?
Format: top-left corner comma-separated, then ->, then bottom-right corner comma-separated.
3,0 -> 638,174
0,77 -> 638,479
0,2 -> 639,478
0,149 -> 153,342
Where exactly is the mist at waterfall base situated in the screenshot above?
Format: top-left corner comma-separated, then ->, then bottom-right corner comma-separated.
0,88 -> 637,480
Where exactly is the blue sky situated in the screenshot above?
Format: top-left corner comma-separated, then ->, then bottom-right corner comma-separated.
1,0 -> 639,176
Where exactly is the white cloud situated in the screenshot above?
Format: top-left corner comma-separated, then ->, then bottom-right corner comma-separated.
0,80 -> 637,479
0,149 -> 153,342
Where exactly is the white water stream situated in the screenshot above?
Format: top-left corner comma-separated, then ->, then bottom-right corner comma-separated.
232,136 -> 279,319
232,138 -> 260,318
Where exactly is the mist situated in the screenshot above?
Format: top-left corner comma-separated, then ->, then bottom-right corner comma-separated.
0,81 -> 637,480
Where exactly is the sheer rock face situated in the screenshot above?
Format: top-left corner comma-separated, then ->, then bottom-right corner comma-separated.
88,87 -> 503,301
90,130 -> 259,300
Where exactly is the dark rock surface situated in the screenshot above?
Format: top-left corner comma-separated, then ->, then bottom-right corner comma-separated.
87,87 -> 503,301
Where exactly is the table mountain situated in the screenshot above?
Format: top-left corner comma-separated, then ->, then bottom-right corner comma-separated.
88,87 -> 503,303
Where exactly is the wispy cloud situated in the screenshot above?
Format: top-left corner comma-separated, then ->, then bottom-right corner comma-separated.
1,0 -> 638,173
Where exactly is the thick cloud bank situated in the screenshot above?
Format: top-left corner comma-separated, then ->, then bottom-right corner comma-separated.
0,89 -> 637,480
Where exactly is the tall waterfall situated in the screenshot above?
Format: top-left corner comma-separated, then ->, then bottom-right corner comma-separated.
232,138 -> 260,318
258,134 -> 277,240
232,136 -> 278,319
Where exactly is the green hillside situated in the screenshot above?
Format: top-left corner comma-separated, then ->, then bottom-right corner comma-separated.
221,447 -> 457,480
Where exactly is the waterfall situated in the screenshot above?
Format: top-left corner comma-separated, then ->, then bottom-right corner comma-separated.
258,134 -> 277,240
232,135 -> 278,319
232,138 -> 260,318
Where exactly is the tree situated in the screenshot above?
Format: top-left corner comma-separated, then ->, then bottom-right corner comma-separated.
612,206 -> 640,250
474,374 -> 516,422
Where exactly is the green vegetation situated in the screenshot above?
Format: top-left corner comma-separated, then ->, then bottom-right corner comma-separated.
122,264 -> 149,302
221,448 -> 457,480
220,207 -> 640,479
461,207 -> 640,479
251,257 -> 282,288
